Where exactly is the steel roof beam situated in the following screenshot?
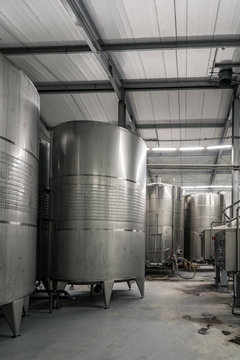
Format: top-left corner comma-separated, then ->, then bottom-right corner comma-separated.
147,150 -> 231,157
61,0 -> 124,99
36,78 -> 230,93
123,79 -> 230,91
209,90 -> 234,186
2,37 -> 240,55
148,164 -> 237,170
36,81 -> 113,93
209,120 -> 232,185
147,169 -> 231,175
59,0 -> 141,134
138,122 -> 226,129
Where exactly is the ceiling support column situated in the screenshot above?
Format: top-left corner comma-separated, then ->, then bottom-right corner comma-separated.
118,99 -> 126,128
231,96 -> 240,218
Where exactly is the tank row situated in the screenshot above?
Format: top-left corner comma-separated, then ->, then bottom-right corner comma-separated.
146,183 -> 184,265
0,54 -> 226,337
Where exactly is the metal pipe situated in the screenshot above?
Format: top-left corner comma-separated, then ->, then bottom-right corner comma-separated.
222,200 -> 240,213
147,164 -> 239,170
236,206 -> 240,271
232,97 -> 240,218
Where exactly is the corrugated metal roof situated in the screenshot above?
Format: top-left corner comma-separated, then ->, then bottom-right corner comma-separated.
7,53 -> 108,82
110,47 -> 240,80
7,47 -> 240,84
110,49 -> 214,79
0,0 -> 237,188
127,89 -> 232,123
0,0 -> 85,46
40,92 -> 118,127
83,0 -> 240,41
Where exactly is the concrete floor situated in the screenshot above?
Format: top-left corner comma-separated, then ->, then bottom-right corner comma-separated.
0,270 -> 239,360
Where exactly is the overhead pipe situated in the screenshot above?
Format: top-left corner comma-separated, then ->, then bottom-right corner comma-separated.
147,164 -> 239,170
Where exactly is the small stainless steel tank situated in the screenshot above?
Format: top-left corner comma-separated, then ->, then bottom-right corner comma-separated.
146,183 -> 184,265
51,121 -> 146,308
0,55 -> 39,336
37,140 -> 51,284
184,192 -> 224,261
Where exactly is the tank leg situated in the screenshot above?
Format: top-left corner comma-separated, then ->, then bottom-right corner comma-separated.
42,280 -> 50,292
127,280 -> 132,290
23,296 -> 30,317
103,280 -> 114,309
233,273 -> 240,308
136,277 -> 145,298
219,270 -> 228,293
52,281 -> 67,291
1,298 -> 24,337
214,264 -> 221,286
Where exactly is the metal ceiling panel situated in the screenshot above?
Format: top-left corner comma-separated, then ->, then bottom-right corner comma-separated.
0,0 -> 85,47
214,173 -> 231,185
179,0 -> 219,37
215,0 -> 240,36
7,55 -> 58,82
146,141 -> 159,149
7,53 -> 108,82
40,93 -> 118,127
82,0 -> 162,41
110,48 -> 215,80
177,49 -> 215,78
139,129 -> 157,139
128,89 -> 232,123
154,127 -> 224,149
83,0 -> 235,40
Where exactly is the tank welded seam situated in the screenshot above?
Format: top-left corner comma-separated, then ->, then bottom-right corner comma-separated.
0,136 -> 38,161
0,220 -> 37,228
54,228 -> 144,232
55,217 -> 145,224
52,173 -> 143,185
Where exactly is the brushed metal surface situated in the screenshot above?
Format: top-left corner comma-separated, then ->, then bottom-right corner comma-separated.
51,121 -> 146,283
184,193 -> 224,261
0,54 -> 39,306
146,183 -> 184,264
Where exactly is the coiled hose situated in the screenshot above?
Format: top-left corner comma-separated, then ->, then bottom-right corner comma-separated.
172,254 -> 196,279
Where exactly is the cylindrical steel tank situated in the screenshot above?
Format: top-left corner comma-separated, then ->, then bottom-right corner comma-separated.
184,193 -> 224,261
51,121 -> 146,308
0,55 -> 39,336
146,183 -> 184,265
37,140 -> 51,283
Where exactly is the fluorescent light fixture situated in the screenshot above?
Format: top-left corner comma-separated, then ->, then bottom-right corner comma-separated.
179,147 -> 204,151
182,185 -> 209,189
152,147 -> 177,151
182,185 -> 232,189
146,147 -> 150,150
209,185 -> 232,189
207,145 -> 232,150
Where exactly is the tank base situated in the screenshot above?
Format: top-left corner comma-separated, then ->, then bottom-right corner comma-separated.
1,298 -> 24,337
103,277 -> 144,308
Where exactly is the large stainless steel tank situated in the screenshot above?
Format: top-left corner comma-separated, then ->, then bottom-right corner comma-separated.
0,55 -> 39,336
51,121 -> 146,308
37,140 -> 51,284
184,193 -> 224,261
146,183 -> 184,265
